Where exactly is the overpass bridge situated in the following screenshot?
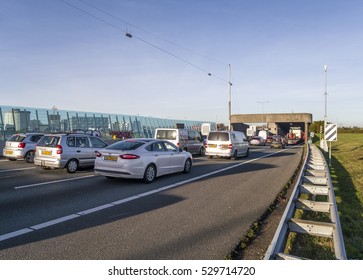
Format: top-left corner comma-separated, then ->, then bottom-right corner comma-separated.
231,113 -> 313,143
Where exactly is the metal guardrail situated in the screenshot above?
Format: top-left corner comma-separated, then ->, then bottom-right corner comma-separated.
264,143 -> 347,260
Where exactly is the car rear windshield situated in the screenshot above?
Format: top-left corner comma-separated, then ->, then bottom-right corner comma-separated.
155,130 -> 176,140
208,132 -> 229,141
106,140 -> 145,151
37,136 -> 61,147
8,135 -> 26,142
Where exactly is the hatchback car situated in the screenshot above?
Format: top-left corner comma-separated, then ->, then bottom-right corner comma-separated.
94,139 -> 192,183
3,133 -> 44,163
270,135 -> 286,149
34,133 -> 108,173
249,136 -> 265,146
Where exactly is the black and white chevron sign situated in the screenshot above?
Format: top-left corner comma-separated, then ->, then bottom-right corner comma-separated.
325,124 -> 338,141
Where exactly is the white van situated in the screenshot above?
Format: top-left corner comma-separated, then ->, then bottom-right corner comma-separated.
205,131 -> 249,159
155,128 -> 205,156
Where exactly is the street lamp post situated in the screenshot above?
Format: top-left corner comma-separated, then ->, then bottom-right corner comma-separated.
257,101 -> 269,130
228,64 -> 232,130
322,65 -> 328,152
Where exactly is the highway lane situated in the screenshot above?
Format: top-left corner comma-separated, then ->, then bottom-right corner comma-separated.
0,145 -> 303,259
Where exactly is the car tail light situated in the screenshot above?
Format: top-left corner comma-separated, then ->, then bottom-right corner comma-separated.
18,142 -> 26,148
96,152 -> 102,157
56,145 -> 63,154
120,154 -> 140,159
228,144 -> 233,149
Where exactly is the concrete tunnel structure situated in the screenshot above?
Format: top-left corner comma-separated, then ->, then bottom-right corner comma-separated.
231,113 -> 313,143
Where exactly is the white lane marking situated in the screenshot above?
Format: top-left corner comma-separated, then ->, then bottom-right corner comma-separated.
0,167 -> 36,173
31,214 -> 80,230
0,228 -> 34,242
14,175 -> 96,189
1,147 -> 294,242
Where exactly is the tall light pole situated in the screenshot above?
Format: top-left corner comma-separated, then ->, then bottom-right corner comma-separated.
228,64 -> 232,130
257,101 -> 269,130
324,65 -> 328,128
257,101 -> 269,114
322,65 -> 328,151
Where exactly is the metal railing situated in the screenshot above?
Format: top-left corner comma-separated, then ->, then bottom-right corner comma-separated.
264,144 -> 347,260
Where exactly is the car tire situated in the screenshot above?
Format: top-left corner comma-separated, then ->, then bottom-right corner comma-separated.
232,150 -> 238,160
66,159 -> 79,173
7,158 -> 17,161
25,150 -> 35,163
245,148 -> 249,157
143,164 -> 156,183
199,146 -> 206,156
183,158 -> 192,173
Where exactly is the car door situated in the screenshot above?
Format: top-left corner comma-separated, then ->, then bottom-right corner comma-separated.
163,141 -> 185,172
150,141 -> 171,175
74,136 -> 94,166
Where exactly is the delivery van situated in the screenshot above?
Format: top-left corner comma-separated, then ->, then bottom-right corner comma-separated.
205,131 -> 249,159
155,128 -> 205,156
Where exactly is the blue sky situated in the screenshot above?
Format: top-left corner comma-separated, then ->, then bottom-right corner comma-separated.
1,0 -> 362,126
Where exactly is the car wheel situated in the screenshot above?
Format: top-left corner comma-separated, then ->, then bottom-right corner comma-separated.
25,150 -> 35,163
232,150 -> 238,160
7,158 -> 17,161
245,148 -> 249,157
66,159 -> 79,173
183,158 -> 192,173
199,146 -> 206,156
143,164 -> 156,183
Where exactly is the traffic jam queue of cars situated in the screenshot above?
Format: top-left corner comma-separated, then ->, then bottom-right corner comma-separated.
2,128 -> 252,183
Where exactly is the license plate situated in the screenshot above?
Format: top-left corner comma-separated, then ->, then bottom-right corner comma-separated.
5,150 -> 13,155
208,144 -> 217,148
104,155 -> 118,161
41,150 -> 52,155
219,144 -> 229,149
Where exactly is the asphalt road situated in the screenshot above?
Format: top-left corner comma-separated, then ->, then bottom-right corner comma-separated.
0,145 -> 303,259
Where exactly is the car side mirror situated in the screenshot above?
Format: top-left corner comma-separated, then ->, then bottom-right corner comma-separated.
179,148 -> 183,152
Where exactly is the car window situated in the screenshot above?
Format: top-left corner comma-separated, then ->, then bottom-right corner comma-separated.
156,130 -> 176,140
208,132 -> 229,141
38,136 -> 60,147
30,135 -> 43,142
152,142 -> 166,152
66,137 -> 75,147
8,135 -> 25,142
164,141 -> 178,152
89,137 -> 107,148
188,131 -> 196,141
106,140 -> 144,151
75,136 -> 90,148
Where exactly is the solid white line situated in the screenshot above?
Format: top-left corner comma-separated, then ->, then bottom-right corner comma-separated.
0,167 -> 36,173
30,214 -> 80,230
0,147 -> 295,242
14,175 -> 96,189
0,228 -> 34,242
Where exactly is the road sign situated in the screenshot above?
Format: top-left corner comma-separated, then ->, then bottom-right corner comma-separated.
325,124 -> 338,141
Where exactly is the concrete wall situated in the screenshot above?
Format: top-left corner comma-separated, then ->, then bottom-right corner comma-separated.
231,113 -> 313,124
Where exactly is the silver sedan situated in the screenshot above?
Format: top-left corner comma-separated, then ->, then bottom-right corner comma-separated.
94,138 -> 193,183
